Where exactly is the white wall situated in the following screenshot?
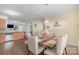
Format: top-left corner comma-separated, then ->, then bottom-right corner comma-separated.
31,21 -> 43,35
7,20 -> 26,31
25,23 -> 31,33
46,10 -> 78,46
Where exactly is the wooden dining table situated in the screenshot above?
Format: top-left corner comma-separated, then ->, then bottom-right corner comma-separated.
39,36 -> 58,48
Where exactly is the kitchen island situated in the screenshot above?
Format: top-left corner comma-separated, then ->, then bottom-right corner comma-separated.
0,29 -> 25,43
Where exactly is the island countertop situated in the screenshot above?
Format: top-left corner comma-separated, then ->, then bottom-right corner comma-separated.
0,29 -> 25,34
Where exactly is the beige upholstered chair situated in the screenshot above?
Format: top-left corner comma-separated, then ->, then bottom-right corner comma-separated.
44,34 -> 68,55
27,36 -> 45,55
26,33 -> 31,38
24,33 -> 31,51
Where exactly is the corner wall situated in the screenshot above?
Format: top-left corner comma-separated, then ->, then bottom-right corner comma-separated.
47,10 -> 78,46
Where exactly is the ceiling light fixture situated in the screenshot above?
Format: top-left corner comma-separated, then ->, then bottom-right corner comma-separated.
43,4 -> 49,24
13,20 -> 26,25
44,4 -> 48,20
3,9 -> 21,16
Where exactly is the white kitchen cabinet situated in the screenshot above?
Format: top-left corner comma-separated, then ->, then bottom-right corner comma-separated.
5,33 -> 13,41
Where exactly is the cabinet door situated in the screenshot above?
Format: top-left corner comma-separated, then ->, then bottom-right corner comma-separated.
0,19 -> 6,28
13,32 -> 25,40
0,34 -> 5,43
5,34 -> 13,41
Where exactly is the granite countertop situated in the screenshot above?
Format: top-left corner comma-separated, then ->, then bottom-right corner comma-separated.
0,29 -> 25,34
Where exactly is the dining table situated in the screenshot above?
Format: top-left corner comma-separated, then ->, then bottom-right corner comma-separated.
38,35 -> 58,49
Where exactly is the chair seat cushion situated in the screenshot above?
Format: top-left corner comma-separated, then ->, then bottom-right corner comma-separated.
44,47 -> 57,55
38,46 -> 45,54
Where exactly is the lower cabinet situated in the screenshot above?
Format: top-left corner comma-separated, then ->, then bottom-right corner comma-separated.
0,34 -> 5,43
0,32 -> 25,43
5,33 -> 13,41
13,32 -> 25,40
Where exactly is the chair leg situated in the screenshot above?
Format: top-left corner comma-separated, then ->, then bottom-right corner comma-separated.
26,44 -> 30,55
63,52 -> 65,55
25,44 -> 27,51
65,47 -> 67,55
27,50 -> 31,55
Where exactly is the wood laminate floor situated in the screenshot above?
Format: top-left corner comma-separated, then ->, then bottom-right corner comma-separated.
0,40 -> 28,55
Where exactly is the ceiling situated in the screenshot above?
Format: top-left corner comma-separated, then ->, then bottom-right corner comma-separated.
0,4 -> 77,23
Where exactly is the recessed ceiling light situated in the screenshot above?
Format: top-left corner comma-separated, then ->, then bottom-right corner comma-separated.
3,9 -> 21,16
13,20 -> 19,23
13,20 -> 26,25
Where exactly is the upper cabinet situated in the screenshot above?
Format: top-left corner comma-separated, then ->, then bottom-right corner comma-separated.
0,19 -> 6,28
0,16 -> 7,28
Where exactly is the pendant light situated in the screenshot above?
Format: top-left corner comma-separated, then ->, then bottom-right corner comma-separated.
44,4 -> 48,21
43,4 -> 50,30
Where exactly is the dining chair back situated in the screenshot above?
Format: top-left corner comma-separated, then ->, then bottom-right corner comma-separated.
26,33 -> 31,39
57,34 -> 68,55
27,36 -> 38,54
27,35 -> 45,55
